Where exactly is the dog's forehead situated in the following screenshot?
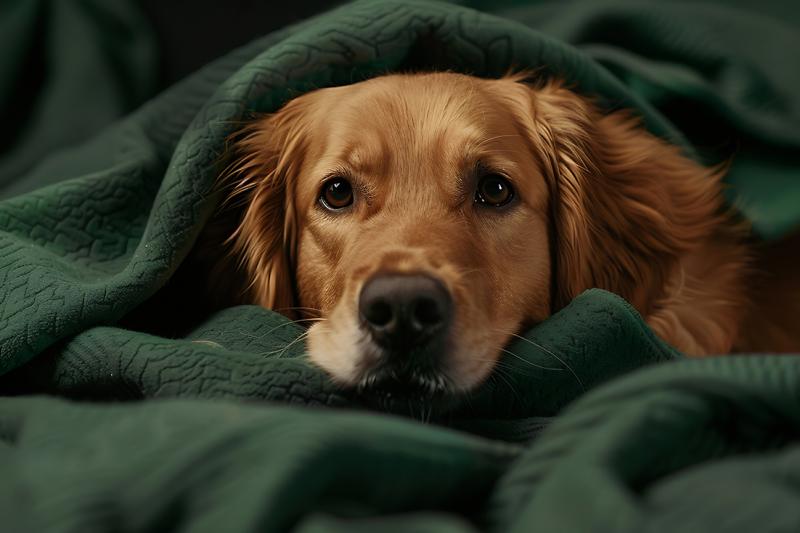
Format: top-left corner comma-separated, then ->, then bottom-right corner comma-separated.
318,75 -> 526,177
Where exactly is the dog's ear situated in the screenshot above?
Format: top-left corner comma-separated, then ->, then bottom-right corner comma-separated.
509,77 -> 726,315
216,99 -> 312,312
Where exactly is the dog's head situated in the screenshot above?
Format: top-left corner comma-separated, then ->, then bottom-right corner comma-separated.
222,73 -> 722,396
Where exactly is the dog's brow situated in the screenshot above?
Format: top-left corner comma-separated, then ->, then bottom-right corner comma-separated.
338,140 -> 392,177
449,152 -> 483,204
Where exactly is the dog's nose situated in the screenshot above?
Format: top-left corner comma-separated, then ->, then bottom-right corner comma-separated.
359,273 -> 452,350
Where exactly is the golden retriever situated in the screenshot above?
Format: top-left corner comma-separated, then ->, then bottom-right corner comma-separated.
202,72 -> 798,396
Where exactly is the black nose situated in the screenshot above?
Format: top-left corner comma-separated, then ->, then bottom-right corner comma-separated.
359,274 -> 452,351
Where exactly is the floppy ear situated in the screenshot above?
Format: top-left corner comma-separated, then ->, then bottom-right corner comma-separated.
213,99 -> 311,312
514,78 -> 726,315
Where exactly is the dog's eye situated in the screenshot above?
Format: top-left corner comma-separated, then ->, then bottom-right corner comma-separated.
475,174 -> 514,207
319,177 -> 353,209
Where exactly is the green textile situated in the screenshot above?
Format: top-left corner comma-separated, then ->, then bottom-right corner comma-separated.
1,0 -> 799,531
0,0 -> 159,198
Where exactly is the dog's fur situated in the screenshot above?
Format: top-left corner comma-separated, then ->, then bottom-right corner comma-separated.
200,72 -> 798,392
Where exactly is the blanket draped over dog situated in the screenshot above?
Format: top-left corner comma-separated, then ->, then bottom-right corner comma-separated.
2,0 -> 800,531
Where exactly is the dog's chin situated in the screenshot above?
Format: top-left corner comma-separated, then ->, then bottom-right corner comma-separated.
330,336 -> 455,412
349,348 -> 500,416
352,361 -> 482,420
353,368 -> 454,414
308,321 -> 498,417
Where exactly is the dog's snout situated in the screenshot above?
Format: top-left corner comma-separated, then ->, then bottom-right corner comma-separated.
359,274 -> 452,350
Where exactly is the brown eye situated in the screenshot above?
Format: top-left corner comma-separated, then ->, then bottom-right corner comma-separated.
475,174 -> 514,207
320,177 -> 353,209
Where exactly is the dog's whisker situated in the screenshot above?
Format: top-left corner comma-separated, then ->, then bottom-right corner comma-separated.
277,332 -> 311,358
491,365 -> 524,406
274,306 -> 325,317
261,317 -> 326,337
497,347 -> 563,372
504,332 -> 585,391
237,318 -> 320,343
468,357 -> 532,375
236,329 -> 265,340
261,331 -> 310,358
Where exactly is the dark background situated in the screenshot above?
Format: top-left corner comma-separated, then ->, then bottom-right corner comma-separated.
140,0 -> 345,86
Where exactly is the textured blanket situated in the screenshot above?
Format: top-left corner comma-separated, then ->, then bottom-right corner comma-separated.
2,0 -> 800,531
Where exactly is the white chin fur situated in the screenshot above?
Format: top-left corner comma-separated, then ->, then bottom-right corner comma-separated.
305,310 -> 366,385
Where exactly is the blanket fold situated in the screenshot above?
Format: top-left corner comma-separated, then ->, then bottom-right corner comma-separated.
1,0 -> 799,531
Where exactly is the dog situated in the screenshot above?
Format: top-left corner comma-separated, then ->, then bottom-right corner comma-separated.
201,72 -> 798,397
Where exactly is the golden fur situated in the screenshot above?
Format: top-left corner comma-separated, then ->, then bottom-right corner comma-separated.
201,72 -> 798,391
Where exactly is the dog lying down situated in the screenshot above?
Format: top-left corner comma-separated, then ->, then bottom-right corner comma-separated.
199,72 -> 799,398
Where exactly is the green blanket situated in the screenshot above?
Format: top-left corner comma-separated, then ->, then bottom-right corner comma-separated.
2,0 -> 800,531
